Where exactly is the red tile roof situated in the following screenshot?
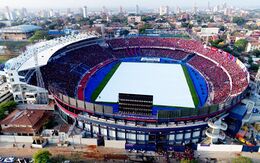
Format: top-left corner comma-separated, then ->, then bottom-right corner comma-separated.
0,109 -> 46,127
0,109 -> 51,134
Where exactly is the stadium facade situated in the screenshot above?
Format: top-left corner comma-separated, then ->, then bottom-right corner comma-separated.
4,33 -> 249,151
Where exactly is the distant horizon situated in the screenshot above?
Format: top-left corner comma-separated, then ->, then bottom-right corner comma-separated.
0,0 -> 260,10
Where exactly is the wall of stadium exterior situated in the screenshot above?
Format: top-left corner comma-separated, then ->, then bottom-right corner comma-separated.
52,89 -> 247,149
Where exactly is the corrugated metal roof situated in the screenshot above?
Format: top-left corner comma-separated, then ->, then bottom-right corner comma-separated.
0,25 -> 42,33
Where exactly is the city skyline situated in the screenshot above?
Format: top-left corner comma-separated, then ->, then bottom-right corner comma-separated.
0,0 -> 260,10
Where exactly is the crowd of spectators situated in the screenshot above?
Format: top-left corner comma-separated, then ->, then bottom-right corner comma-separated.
188,56 -> 230,104
77,58 -> 116,100
107,37 -> 249,103
42,44 -> 113,97
40,37 -> 248,105
110,48 -> 189,61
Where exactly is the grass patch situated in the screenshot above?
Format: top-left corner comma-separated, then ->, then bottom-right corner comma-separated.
182,65 -> 199,107
91,63 -> 121,101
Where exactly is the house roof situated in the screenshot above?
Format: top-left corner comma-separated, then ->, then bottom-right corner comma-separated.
0,109 -> 47,127
1,126 -> 35,133
0,109 -> 51,134
0,25 -> 42,33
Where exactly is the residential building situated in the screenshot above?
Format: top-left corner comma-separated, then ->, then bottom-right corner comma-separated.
127,16 -> 141,24
0,109 -> 50,136
0,25 -> 42,41
246,41 -> 260,52
160,6 -> 169,16
83,6 -> 87,18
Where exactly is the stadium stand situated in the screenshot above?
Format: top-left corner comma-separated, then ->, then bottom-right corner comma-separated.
38,36 -> 248,107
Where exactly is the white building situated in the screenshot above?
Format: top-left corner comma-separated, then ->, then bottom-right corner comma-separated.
246,42 -> 260,52
127,16 -> 141,24
0,75 -> 13,103
83,6 -> 87,18
49,9 -> 54,17
3,33 -> 97,104
5,6 -> 14,21
256,68 -> 260,95
197,28 -> 219,38
160,6 -> 169,16
136,5 -> 140,15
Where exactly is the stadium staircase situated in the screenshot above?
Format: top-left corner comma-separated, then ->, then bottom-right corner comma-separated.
67,120 -> 77,137
182,53 -> 196,63
205,117 -> 228,144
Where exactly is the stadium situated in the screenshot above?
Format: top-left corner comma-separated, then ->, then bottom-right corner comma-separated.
4,34 -> 249,151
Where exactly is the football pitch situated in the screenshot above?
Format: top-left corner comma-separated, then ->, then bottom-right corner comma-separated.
94,62 -> 198,108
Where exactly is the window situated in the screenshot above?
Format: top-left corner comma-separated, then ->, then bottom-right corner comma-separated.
108,128 -> 116,138
126,132 -> 136,140
169,134 -> 175,141
137,133 -> 145,141
185,132 -> 191,139
100,127 -> 107,136
117,131 -> 125,139
176,132 -> 183,140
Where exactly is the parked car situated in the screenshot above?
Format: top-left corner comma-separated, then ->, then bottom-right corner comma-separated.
0,157 -> 5,162
3,157 -> 15,163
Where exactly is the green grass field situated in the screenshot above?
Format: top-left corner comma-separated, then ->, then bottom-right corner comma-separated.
182,65 -> 199,108
90,63 -> 199,109
91,63 -> 121,101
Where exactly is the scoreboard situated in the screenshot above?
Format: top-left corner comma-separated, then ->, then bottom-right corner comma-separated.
118,93 -> 153,115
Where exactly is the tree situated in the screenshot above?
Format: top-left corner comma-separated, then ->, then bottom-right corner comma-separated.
219,25 -> 226,31
249,64 -> 259,72
120,29 -> 129,36
0,101 -> 16,120
231,156 -> 253,163
33,149 -> 52,163
251,49 -> 260,57
210,39 -> 226,49
181,159 -> 198,163
141,16 -> 156,22
234,39 -> 248,52
29,31 -> 50,43
181,22 -> 189,28
232,17 -> 246,26
139,23 -> 152,34
248,57 -> 253,65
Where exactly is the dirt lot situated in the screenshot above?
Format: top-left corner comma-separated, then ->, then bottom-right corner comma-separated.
0,144 -> 128,161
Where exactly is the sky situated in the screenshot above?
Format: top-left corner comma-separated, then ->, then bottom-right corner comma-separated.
0,0 -> 259,9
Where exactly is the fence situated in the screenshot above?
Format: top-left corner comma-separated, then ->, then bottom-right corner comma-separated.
157,91 -> 247,119
57,93 -> 113,115
0,135 -> 97,146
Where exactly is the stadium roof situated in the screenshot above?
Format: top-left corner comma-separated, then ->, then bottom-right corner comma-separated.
17,35 -> 97,71
0,25 -> 42,33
